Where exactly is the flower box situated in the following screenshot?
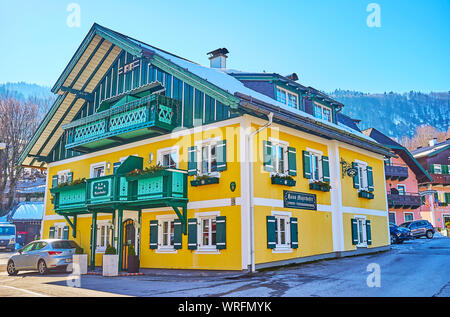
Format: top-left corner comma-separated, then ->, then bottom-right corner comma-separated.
271,176 -> 296,187
309,182 -> 330,192
358,191 -> 374,199
190,177 -> 220,187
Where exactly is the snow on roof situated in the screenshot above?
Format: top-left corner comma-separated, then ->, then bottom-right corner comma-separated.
125,39 -> 377,144
412,141 -> 450,158
11,202 -> 44,221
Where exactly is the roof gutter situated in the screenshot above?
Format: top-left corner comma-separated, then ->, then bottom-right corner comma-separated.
236,92 -> 394,158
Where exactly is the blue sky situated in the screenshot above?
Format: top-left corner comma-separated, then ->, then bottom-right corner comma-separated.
0,0 -> 449,93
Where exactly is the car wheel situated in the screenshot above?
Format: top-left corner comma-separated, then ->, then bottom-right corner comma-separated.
390,234 -> 398,244
426,230 -> 434,239
38,259 -> 48,275
7,260 -> 18,276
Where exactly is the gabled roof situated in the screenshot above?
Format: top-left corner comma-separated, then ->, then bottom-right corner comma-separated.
411,139 -> 450,158
362,128 -> 433,182
20,23 -> 392,168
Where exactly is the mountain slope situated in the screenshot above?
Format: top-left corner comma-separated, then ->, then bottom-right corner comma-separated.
330,90 -> 449,139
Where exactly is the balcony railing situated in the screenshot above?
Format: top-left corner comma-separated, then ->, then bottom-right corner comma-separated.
63,94 -> 179,153
384,163 -> 408,180
428,173 -> 450,186
50,169 -> 188,214
387,193 -> 422,209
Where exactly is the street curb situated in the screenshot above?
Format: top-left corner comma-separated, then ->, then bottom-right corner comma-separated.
86,272 -> 145,277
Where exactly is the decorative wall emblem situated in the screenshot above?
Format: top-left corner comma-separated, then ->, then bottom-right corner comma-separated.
340,158 -> 357,178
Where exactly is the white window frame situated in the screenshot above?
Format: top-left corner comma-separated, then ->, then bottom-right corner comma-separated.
54,222 -> 66,239
195,138 -> 221,177
195,211 -> 220,253
156,214 -> 177,253
276,86 -> 299,109
397,184 -> 406,195
269,138 -> 289,176
404,212 -> 414,222
272,211 -> 292,253
306,148 -> 324,182
355,215 -> 367,247
90,162 -> 106,178
313,102 -> 332,122
433,164 -> 442,174
96,220 -> 113,253
57,169 -> 71,184
389,212 -> 396,224
356,160 -> 369,191
157,146 -> 179,169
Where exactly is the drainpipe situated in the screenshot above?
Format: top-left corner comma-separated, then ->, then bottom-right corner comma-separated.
247,112 -> 273,273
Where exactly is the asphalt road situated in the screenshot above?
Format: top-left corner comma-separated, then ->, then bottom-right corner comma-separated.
0,235 -> 449,297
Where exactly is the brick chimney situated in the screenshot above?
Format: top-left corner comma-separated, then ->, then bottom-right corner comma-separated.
207,48 -> 229,69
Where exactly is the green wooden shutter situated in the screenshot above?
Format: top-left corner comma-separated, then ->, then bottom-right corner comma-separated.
366,220 -> 372,245
266,216 -> 276,249
216,216 -> 226,250
322,156 -> 330,183
263,141 -> 274,172
442,165 -> 449,175
302,151 -> 311,179
430,164 -> 435,173
188,218 -> 197,250
216,140 -> 227,172
67,172 -> 73,184
367,166 -> 374,192
149,220 -> 158,249
63,226 -> 69,239
188,146 -> 198,176
352,162 -> 359,189
52,176 -> 58,188
290,217 -> 298,249
49,227 -> 55,239
351,219 -> 358,245
173,219 -> 182,250
445,193 -> 450,204
288,147 -> 297,176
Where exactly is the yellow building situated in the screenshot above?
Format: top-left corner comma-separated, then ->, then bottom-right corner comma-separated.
19,24 -> 393,272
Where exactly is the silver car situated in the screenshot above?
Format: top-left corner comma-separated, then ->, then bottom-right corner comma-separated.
7,239 -> 80,275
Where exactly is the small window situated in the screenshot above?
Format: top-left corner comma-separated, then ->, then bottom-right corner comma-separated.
91,163 -> 105,178
434,164 -> 442,174
161,219 -> 175,248
57,170 -> 71,184
199,142 -> 218,176
276,87 -> 298,109
356,217 -> 367,246
313,102 -> 332,122
397,185 -> 406,195
309,152 -> 323,181
357,162 -> 369,191
404,213 -> 414,222
96,223 -> 112,251
389,212 -> 396,224
158,147 -> 178,169
271,140 -> 289,175
199,217 -> 217,249
275,216 -> 290,248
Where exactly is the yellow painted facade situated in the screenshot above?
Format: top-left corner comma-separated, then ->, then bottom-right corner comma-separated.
41,115 -> 390,271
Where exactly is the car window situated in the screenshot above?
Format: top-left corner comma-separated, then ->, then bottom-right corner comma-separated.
52,240 -> 78,249
22,242 -> 36,252
34,242 -> 48,250
400,222 -> 409,228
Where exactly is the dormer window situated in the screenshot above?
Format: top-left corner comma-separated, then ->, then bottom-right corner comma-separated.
276,87 -> 298,109
313,102 -> 332,122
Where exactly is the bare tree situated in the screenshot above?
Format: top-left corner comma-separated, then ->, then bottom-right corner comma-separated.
0,96 -> 40,215
401,125 -> 450,150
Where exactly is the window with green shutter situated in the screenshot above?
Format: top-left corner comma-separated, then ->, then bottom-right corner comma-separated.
174,219 -> 182,250
442,165 -> 449,175
216,140 -> 227,172
366,220 -> 372,245
188,218 -> 197,250
266,216 -> 276,249
149,220 -> 158,249
188,146 -> 197,175
216,216 -> 226,250
430,164 -> 435,173
351,219 -> 358,245
302,150 -> 311,179
288,147 -> 297,176
352,162 -> 360,189
290,217 -> 298,249
322,156 -> 330,183
52,176 -> 58,188
367,166 -> 374,192
63,226 -> 69,240
49,227 -> 55,239
263,141 -> 274,172
67,172 -> 73,184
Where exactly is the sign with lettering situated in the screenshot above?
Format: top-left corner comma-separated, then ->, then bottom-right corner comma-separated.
92,180 -> 109,197
283,190 -> 317,210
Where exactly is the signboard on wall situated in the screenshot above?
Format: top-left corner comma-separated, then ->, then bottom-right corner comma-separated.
283,190 -> 317,210
92,180 -> 109,197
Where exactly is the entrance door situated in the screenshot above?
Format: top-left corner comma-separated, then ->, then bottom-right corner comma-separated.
122,219 -> 136,270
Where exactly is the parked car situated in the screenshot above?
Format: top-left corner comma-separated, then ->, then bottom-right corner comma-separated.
6,239 -> 80,276
389,223 -> 412,244
0,222 -> 16,252
399,220 -> 435,239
